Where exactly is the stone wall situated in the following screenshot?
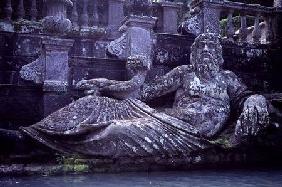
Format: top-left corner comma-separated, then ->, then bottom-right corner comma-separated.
0,32 -> 43,129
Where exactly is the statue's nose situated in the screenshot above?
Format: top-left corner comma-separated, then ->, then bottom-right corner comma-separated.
203,44 -> 209,52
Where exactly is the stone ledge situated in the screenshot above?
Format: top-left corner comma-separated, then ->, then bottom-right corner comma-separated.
0,148 -> 257,176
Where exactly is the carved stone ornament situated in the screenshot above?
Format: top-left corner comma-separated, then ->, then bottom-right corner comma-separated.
42,0 -> 73,34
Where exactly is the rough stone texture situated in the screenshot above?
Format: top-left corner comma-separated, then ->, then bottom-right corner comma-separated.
19,36 -> 74,117
107,15 -> 156,63
274,0 -> 282,8
20,37 -> 74,89
11,34 -> 269,159
42,0 -> 73,34
42,16 -> 72,34
0,0 -> 281,173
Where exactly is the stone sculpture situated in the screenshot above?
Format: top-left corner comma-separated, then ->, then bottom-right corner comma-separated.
0,33 -> 269,158
178,6 -> 201,36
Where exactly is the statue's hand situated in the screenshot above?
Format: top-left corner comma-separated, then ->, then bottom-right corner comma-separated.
235,94 -> 269,139
76,78 -> 111,90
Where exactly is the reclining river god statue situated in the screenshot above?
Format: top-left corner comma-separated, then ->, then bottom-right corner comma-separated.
0,33 -> 269,158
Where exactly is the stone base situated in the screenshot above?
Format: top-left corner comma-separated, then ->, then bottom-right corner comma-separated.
1,146 -> 281,176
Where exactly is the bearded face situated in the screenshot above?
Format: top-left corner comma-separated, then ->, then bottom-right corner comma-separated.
195,39 -> 220,76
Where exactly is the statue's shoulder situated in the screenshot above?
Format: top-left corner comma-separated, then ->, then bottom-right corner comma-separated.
174,65 -> 193,73
222,70 -> 238,80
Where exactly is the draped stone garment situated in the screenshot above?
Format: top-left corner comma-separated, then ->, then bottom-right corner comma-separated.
20,95 -> 211,158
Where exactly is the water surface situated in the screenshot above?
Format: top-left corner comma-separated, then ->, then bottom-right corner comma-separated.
1,169 -> 282,187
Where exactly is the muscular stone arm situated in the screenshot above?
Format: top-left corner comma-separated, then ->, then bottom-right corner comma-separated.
101,73 -> 146,93
76,78 -> 120,90
140,65 -> 191,101
224,70 -> 269,140
224,70 -> 252,112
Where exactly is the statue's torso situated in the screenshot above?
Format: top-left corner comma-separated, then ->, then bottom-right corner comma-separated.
170,72 -> 230,123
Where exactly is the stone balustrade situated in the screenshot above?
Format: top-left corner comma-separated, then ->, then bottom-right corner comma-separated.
0,0 -> 124,36
0,0 -> 45,32
190,0 -> 282,44
152,1 -> 182,34
0,0 -> 183,35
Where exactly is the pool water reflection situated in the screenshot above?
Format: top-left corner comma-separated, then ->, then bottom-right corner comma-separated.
1,169 -> 282,187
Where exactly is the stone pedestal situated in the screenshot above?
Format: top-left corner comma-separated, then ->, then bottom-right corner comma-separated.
107,15 -> 156,61
20,37 -> 74,116
42,37 -> 74,91
200,3 -> 221,34
108,0 -> 125,38
42,37 -> 74,116
123,16 -> 156,58
190,0 -> 222,35
160,1 -> 182,34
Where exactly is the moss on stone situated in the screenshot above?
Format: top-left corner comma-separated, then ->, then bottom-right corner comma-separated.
74,164 -> 89,173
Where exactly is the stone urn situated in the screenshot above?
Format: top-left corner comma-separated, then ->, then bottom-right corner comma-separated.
125,0 -> 153,16
42,0 -> 73,34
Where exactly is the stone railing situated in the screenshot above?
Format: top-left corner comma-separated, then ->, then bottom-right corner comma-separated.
0,0 -> 46,32
190,0 -> 282,44
0,0 -> 184,35
0,0 -> 125,36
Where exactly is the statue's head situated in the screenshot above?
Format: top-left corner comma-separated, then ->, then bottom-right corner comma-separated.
126,55 -> 151,76
190,33 -> 224,76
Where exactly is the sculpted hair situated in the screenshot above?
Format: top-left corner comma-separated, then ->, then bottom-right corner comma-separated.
190,33 -> 224,69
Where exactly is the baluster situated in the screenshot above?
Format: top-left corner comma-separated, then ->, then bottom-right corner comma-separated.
274,0 -> 282,8
92,0 -> 99,26
3,0 -> 13,22
264,16 -> 274,43
252,14 -> 261,44
226,10 -> 235,42
80,0 -> 89,30
30,0 -> 37,21
239,14 -> 247,43
17,0 -> 25,20
71,0 -> 79,30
